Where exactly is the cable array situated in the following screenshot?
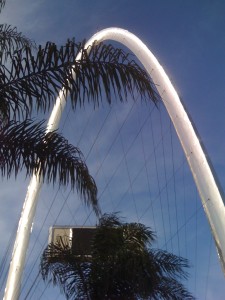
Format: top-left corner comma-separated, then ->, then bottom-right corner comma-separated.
1,99 -> 219,299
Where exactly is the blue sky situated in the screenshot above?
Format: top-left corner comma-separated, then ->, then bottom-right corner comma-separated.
0,0 -> 225,299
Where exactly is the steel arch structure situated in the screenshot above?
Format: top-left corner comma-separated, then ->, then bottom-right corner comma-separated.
4,28 -> 225,300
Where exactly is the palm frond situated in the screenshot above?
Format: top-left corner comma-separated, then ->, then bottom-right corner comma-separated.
149,249 -> 189,280
0,0 -> 5,13
98,212 -> 122,227
0,120 -> 100,215
152,277 -> 194,300
40,214 -> 194,299
0,24 -> 35,63
122,222 -> 156,248
0,40 -> 159,122
41,242 -> 91,299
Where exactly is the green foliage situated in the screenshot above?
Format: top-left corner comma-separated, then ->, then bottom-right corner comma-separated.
40,214 -> 195,300
1,40 -> 158,123
0,24 -> 35,63
0,1 -> 158,214
0,120 -> 99,214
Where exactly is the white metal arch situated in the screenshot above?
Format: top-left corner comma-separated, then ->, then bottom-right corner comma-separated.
4,28 -> 225,300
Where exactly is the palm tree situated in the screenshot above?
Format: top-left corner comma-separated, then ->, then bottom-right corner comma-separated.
41,214 -> 195,300
0,0 -> 158,213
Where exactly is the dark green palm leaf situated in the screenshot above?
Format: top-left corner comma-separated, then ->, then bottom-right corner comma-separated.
149,249 -> 189,279
0,120 -> 100,215
41,241 -> 91,299
0,24 -> 35,63
151,277 -> 194,300
0,40 -> 158,122
40,214 -> 194,300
